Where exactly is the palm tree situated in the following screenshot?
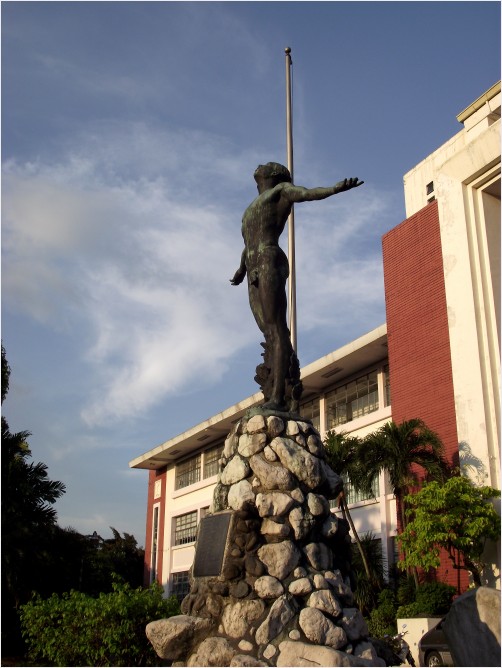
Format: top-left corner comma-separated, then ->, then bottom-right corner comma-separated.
362,418 -> 447,586
350,530 -> 386,615
324,430 -> 376,583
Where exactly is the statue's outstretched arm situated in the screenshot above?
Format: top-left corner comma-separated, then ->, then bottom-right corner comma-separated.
284,178 -> 363,203
230,249 -> 247,285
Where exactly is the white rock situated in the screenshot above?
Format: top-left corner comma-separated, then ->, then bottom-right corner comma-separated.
286,420 -> 300,436
307,492 -> 330,516
290,488 -> 304,504
221,599 -> 266,638
267,416 -> 284,437
228,479 -> 255,511
238,432 -> 267,458
249,454 -> 295,491
146,615 -> 212,661
263,445 -> 278,462
288,577 -> 313,596
238,640 -> 254,652
224,432 -> 239,459
307,434 -> 324,457
299,607 -> 347,648
303,541 -> 333,570
297,421 -> 311,433
263,644 -> 276,660
322,514 -> 339,537
295,434 -> 306,447
254,575 -> 285,599
313,573 -> 329,590
270,437 -> 324,489
354,641 -> 379,663
187,637 -> 236,667
221,455 -> 251,485
257,540 -> 300,580
246,414 -> 266,434
288,506 -> 315,540
307,589 -> 342,618
255,491 -> 295,517
339,608 -> 369,642
277,641 -> 357,667
230,655 -> 268,667
255,595 -> 296,645
260,518 -> 290,538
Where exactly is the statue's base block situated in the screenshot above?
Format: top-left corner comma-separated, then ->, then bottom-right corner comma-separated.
146,413 -> 385,667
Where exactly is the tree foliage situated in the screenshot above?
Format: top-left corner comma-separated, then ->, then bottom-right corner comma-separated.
362,419 -> 447,518
398,475 -> 500,586
20,580 -> 180,667
324,430 -> 375,583
1,345 -> 145,657
2,344 -> 67,652
396,581 -> 456,618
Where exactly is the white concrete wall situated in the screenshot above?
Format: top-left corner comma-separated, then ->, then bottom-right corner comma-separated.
404,106 -> 501,492
163,466 -> 216,590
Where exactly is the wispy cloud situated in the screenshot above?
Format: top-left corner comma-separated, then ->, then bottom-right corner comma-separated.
3,121 -> 390,428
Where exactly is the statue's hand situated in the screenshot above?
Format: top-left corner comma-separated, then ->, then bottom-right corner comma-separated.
334,178 -> 364,193
230,267 -> 246,285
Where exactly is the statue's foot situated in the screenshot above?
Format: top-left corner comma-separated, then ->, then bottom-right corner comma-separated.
261,400 -> 287,412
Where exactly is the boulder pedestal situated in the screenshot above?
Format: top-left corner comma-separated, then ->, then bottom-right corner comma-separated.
146,411 -> 384,667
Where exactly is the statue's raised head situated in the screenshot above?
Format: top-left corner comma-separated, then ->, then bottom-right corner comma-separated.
254,162 -> 292,185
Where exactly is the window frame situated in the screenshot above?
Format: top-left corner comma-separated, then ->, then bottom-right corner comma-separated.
175,454 -> 201,490
173,510 -> 198,546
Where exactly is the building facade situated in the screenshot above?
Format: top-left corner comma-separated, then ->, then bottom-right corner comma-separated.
130,83 -> 501,598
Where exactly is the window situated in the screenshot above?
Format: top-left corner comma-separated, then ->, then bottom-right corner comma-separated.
300,398 -> 320,431
174,511 -> 198,545
329,474 -> 379,508
175,454 -> 201,490
204,444 -> 223,479
151,506 -> 159,583
426,181 -> 434,195
171,571 -> 190,602
384,364 -> 391,407
325,371 -> 379,428
343,473 -> 380,505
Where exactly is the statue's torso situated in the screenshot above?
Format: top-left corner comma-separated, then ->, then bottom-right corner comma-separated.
242,185 -> 290,273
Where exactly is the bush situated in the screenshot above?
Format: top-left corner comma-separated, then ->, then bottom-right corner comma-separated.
367,588 -> 397,639
396,582 -> 456,618
20,580 -> 180,666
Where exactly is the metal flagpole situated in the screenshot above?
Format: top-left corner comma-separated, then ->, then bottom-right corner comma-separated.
285,46 -> 297,353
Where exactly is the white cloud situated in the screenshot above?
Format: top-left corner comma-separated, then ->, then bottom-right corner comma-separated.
2,124 -> 258,426
2,121 -> 391,429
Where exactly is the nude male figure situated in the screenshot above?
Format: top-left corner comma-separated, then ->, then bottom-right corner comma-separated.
231,162 -> 363,412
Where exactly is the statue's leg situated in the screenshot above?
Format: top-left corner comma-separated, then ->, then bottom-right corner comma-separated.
258,259 -> 290,410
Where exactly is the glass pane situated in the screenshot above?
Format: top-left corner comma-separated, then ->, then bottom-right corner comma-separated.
171,571 -> 191,602
300,398 -> 321,431
343,473 -> 380,505
204,445 -> 223,478
175,455 -> 201,490
174,511 -> 198,545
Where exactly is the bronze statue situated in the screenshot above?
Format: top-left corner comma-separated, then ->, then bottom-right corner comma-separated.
231,162 -> 363,413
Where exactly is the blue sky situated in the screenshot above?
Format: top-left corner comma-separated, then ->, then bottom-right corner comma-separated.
2,0 -> 500,546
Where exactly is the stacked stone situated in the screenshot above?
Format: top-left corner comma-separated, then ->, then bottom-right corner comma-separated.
147,413 -> 383,667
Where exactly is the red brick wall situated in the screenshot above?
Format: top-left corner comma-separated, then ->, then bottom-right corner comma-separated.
143,468 -> 166,586
382,201 -> 468,591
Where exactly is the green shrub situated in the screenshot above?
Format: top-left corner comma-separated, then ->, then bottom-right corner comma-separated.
396,575 -> 416,607
367,588 -> 397,639
20,580 -> 180,666
397,582 -> 456,618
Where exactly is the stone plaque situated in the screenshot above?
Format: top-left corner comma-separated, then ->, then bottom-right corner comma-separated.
193,511 -> 233,577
